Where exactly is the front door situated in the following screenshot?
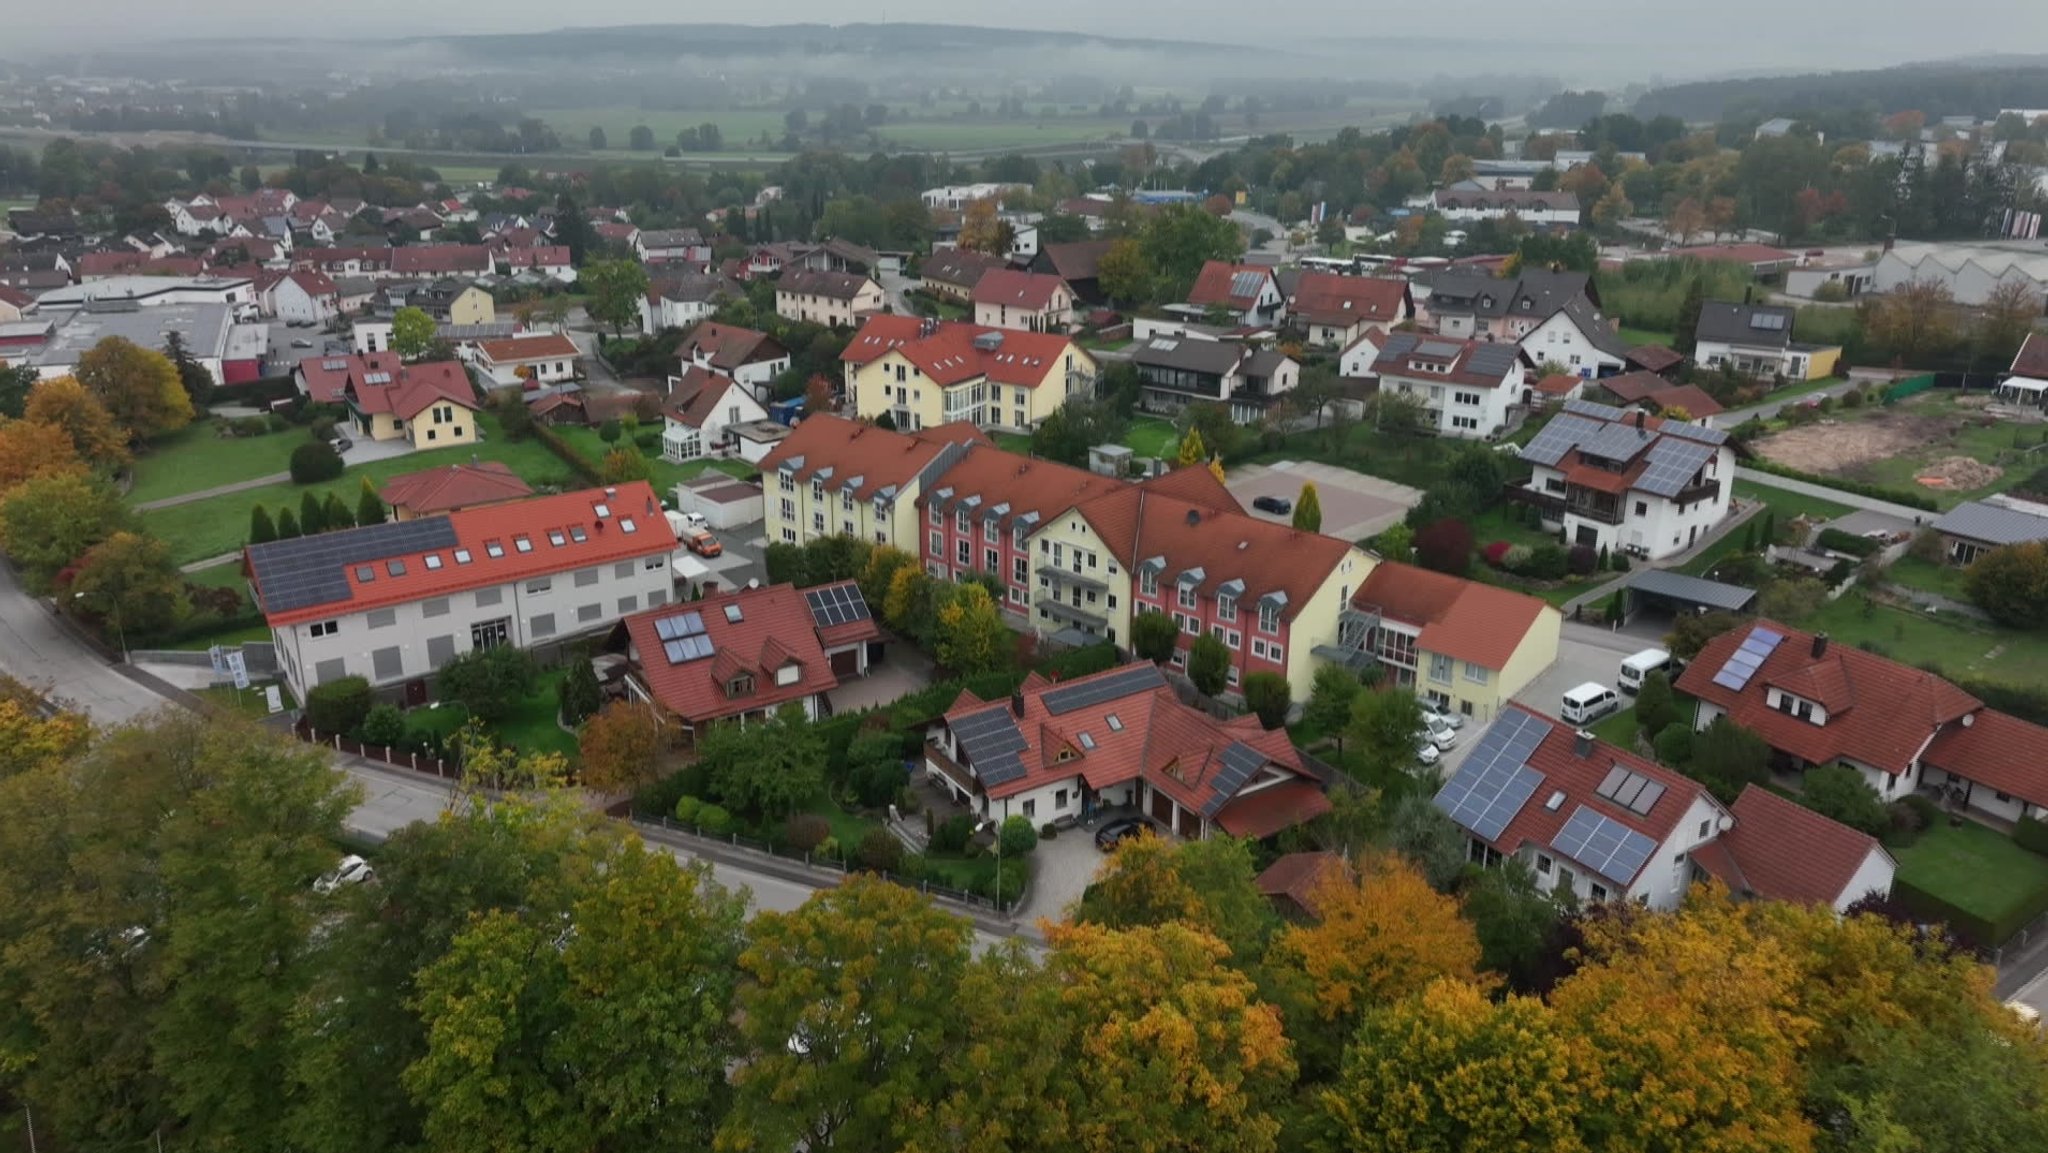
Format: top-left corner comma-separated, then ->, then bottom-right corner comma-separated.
1149,788 -> 1174,827
1575,525 -> 1600,548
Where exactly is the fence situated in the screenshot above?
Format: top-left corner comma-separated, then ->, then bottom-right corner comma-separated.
296,720 -> 458,779
1884,373 -> 1937,403
639,813 -> 1017,914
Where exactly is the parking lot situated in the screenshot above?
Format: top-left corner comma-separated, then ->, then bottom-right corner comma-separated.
1226,461 -> 1419,541
1432,623 -> 1660,777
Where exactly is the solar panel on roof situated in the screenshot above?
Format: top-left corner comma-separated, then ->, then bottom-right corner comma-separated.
951,707 -> 1030,788
1596,765 -> 1666,816
247,517 -> 459,614
1711,626 -> 1785,692
804,583 -> 873,629
1519,413 -> 1604,466
1638,437 -> 1716,497
1432,709 -> 1548,841
1550,805 -> 1657,884
1041,663 -> 1166,715
663,634 -> 714,663
1201,742 -> 1272,817
1416,339 -> 1463,358
1229,270 -> 1266,299
1466,343 -> 1522,379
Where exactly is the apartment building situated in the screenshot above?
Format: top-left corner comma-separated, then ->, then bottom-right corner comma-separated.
843,315 -> 1097,434
758,416 -> 988,548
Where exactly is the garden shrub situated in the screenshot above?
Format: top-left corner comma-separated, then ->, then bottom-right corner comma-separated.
1040,823 -> 1060,839
930,814 -> 975,855
358,703 -> 406,746
231,415 -> 270,437
289,441 -> 345,484
1503,543 -> 1533,570
307,416 -> 337,443
266,413 -> 291,433
2015,815 -> 2048,857
1816,528 -> 1880,557
1523,543 -> 1569,581
673,795 -> 702,824
1566,543 -> 1598,576
1483,540 -> 1514,568
1884,800 -> 1928,849
857,828 -> 904,873
815,836 -> 842,860
305,675 -> 373,735
784,813 -> 832,853
1653,723 -> 1695,766
998,814 -> 1038,856
695,803 -> 733,834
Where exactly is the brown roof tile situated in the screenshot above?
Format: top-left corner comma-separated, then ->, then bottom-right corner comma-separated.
1923,709 -> 2048,809
379,461 -> 534,516
1353,561 -> 1555,671
970,268 -> 1071,311
1717,785 -> 1891,907
1291,271 -> 1410,326
757,414 -> 986,502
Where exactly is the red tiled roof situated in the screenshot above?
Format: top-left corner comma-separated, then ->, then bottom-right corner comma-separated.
1291,271 -> 1410,326
923,444 -> 1127,526
283,269 -> 338,297
776,268 -> 876,301
250,483 -> 674,627
390,245 -> 492,276
683,322 -> 785,371
920,247 -> 1006,289
379,460 -> 534,516
0,284 -> 32,309
1533,372 -> 1583,396
346,360 -> 477,420
843,317 -> 1086,388
477,333 -> 580,364
296,351 -> 403,404
1216,780 -> 1333,839
2013,333 -> 2048,379
494,245 -> 571,269
1626,344 -> 1685,373
1595,371 -> 1678,403
624,583 -> 840,725
1715,785 -> 1892,907
1137,464 -> 1245,515
758,414 -> 987,502
1923,709 -> 2048,809
527,391 -> 584,418
1640,383 -> 1724,418
1675,620 -> 1980,774
842,314 -> 927,366
1253,851 -> 1352,915
1037,240 -> 1114,281
1187,261 -> 1276,309
1353,561 -> 1555,671
970,268 -> 1070,311
665,367 -> 742,429
1481,705 -> 1719,887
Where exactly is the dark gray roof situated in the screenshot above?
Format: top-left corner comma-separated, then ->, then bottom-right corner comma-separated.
1132,336 -> 1246,375
1930,500 -> 2048,547
247,518 -> 460,614
1244,348 -> 1294,377
1628,568 -> 1758,612
1558,296 -> 1631,359
1425,268 -> 1590,321
1520,399 -> 1727,498
1694,301 -> 1794,350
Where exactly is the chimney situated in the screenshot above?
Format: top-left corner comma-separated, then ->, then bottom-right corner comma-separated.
1812,632 -> 1829,658
1573,730 -> 1594,758
1010,688 -> 1026,718
1632,409 -> 1646,431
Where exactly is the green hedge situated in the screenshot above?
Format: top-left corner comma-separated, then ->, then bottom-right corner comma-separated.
1891,874 -> 2048,951
2016,816 -> 2048,857
1743,459 -> 1938,511
527,420 -> 603,484
1815,528 -> 1881,557
1945,673 -> 2048,729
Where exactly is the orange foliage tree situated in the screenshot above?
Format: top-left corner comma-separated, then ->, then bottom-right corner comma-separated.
22,377 -> 130,469
575,700 -> 662,795
0,419 -> 87,494
1266,851 -> 1485,1027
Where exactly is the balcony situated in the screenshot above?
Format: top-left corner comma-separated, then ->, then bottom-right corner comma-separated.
1674,478 -> 1722,505
1037,598 -> 1108,627
1036,564 -> 1107,593
1564,494 -> 1624,525
924,741 -> 981,797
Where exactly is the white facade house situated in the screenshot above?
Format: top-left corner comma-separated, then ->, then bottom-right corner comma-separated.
1430,187 -> 1582,228
920,183 -> 1024,211
662,368 -> 770,463
1519,399 -> 1734,561
1519,298 -> 1630,378
1370,332 -> 1531,439
1339,329 -> 1386,379
774,270 -> 885,329
269,272 -> 340,327
247,484 -> 679,705
475,333 -> 580,387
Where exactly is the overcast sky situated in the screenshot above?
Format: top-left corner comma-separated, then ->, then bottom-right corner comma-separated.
13,0 -> 2048,78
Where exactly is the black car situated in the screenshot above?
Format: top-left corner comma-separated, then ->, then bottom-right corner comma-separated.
1251,495 -> 1293,516
1094,816 -> 1157,851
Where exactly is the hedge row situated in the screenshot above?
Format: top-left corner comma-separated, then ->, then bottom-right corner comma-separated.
2016,816 -> 2048,857
1891,873 -> 2048,952
1743,459 -> 1939,511
1946,673 -> 2048,730
526,420 -> 604,484
1815,527 -> 1881,557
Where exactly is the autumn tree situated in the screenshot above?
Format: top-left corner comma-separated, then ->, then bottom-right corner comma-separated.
935,581 -> 1010,674
23,375 -> 131,468
1096,236 -> 1153,305
0,471 -> 134,591
1292,482 -> 1322,531
76,335 -> 194,441
67,530 -> 192,638
1590,184 -> 1634,231
390,307 -> 436,359
1864,277 -> 1957,364
582,258 -> 652,338
882,564 -> 934,638
957,196 -> 1017,256
356,476 -> 387,526
1074,834 -> 1281,964
1966,540 -> 2048,628
720,876 -> 975,1152
0,677 -> 92,778
1176,425 -> 1207,468
576,700 -> 663,796
0,417 -> 86,493
1665,196 -> 1707,245
696,704 -> 823,821
1413,518 -> 1474,576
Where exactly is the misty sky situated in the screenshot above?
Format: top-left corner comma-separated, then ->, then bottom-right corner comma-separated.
13,0 -> 2048,79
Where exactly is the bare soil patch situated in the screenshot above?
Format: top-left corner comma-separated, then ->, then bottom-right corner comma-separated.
1914,455 -> 2003,490
1754,416 -> 1938,474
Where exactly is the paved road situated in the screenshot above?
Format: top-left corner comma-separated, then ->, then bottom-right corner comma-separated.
1734,466 -> 1933,522
0,558 -> 1026,947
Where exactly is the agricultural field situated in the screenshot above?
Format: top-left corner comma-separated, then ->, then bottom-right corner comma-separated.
532,104 -> 1126,154
1750,392 -> 2046,510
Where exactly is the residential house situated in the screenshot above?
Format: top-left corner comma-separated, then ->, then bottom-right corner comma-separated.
342,360 -> 479,447
1692,301 -> 1841,380
1519,295 -> 1631,378
247,483 -> 679,705
1029,240 -> 1116,306
844,316 -> 1097,434
380,461 -> 536,521
1531,372 -> 1586,406
1691,785 -> 1897,914
913,444 -> 1131,620
1370,333 -> 1532,439
1677,620 -> 2048,825
266,270 -> 341,326
1186,261 -> 1286,326
1131,336 -> 1299,425
1290,272 -> 1411,349
759,415 -> 989,549
593,221 -> 641,250
1624,344 -> 1687,377
1516,399 -> 1733,560
618,580 -> 883,739
1337,561 -> 1561,722
639,272 -> 738,335
924,661 -> 1331,839
774,269 -> 885,328
1420,268 -> 1596,341
1998,333 -> 2048,408
1338,328 -> 1390,380
970,269 -> 1075,333
1928,495 -> 2048,566
1430,187 -> 1582,229
918,248 -> 1006,303
476,332 -> 581,387
1254,852 -> 1353,919
678,321 -> 790,402
0,284 -> 34,324
662,366 -> 769,463
76,251 -> 209,281
1591,373 -> 1726,422
921,183 -> 1024,211
798,238 -> 881,275
389,245 -> 494,279
491,246 -> 576,282
296,351 -> 398,404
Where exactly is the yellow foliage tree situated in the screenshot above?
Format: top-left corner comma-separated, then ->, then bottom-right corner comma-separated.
575,700 -> 663,796
0,678 -> 92,778
935,582 -> 1010,675
1176,426 -> 1207,468
1207,455 -> 1226,484
75,336 -> 194,441
0,418 -> 87,495
1266,852 -> 1486,1027
883,564 -> 928,635
1073,831 -> 1206,929
22,377 -> 131,469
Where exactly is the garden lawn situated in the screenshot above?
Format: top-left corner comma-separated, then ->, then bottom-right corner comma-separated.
406,667 -> 579,764
994,433 -> 1034,456
127,424 -> 306,505
1893,819 -> 2048,926
144,415 -> 573,565
1677,482 -> 1852,578
1591,706 -> 1641,751
549,424 -> 755,494
198,681 -> 295,720
1123,418 -> 1180,459
1617,327 -> 1676,350
1793,594 -> 2048,688
1468,506 -> 1559,552
1883,554 -> 1971,602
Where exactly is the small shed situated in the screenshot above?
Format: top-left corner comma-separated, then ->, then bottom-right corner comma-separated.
1089,443 -> 1134,477
1624,568 -> 1757,621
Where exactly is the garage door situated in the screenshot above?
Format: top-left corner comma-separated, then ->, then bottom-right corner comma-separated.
829,649 -> 858,677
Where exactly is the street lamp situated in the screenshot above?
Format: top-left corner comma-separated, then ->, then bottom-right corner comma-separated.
74,591 -> 126,663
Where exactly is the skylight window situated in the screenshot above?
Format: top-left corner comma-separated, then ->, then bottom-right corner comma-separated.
1106,714 -> 1123,732
453,549 -> 472,564
424,554 -> 444,570
594,503 -> 611,518
355,565 -> 375,582
386,559 -> 406,577
484,541 -> 504,558
1078,732 -> 1096,750
514,535 -> 534,553
620,517 -> 637,534
548,530 -> 566,546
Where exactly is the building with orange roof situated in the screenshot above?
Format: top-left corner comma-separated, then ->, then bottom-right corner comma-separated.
1291,271 -> 1411,349
970,268 -> 1076,333
759,415 -> 989,550
917,444 -> 1134,618
925,661 -> 1331,839
1344,561 -> 1561,722
379,460 -> 534,521
1186,261 -> 1285,326
842,316 -> 1098,435
247,482 -> 678,703
342,359 -> 479,446
476,332 -> 581,387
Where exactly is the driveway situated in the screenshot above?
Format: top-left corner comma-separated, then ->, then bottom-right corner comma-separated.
1226,460 -> 1420,541
828,646 -> 933,715
1511,623 -> 1651,721
1013,822 -> 1110,925
690,517 -> 766,591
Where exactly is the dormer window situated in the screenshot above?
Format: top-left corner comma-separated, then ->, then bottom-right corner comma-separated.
727,673 -> 755,699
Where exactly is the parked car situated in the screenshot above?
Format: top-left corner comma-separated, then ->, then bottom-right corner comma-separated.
1094,816 -> 1158,851
1251,495 -> 1293,516
684,529 -> 723,558
680,511 -> 709,530
314,854 -> 374,894
291,338 -> 313,348
1419,701 -> 1465,731
1419,716 -> 1458,750
1414,737 -> 1441,767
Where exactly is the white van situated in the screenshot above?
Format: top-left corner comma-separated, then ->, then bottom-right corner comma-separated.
1561,682 -> 1621,726
1618,648 -> 1673,695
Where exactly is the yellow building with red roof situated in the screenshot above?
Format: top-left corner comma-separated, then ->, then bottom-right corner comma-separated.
842,315 -> 1097,435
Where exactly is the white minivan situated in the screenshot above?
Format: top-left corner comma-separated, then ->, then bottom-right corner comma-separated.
1561,682 -> 1622,725
1618,648 -> 1673,695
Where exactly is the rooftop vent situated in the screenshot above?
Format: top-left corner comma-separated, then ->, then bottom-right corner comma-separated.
1573,729 -> 1594,758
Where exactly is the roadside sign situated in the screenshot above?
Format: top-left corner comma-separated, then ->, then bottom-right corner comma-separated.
208,645 -> 227,675
226,651 -> 250,690
264,685 -> 283,715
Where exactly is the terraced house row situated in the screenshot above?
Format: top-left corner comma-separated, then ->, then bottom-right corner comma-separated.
761,415 -> 1560,713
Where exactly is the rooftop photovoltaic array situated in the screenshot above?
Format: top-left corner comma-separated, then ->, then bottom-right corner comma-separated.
951,707 -> 1029,787
1749,311 -> 1788,331
1563,397 -> 1629,422
1518,412 -> 1606,466
1433,709 -> 1549,841
804,583 -> 873,629
1415,338 -> 1464,358
1201,742 -> 1271,817
1636,437 -> 1717,497
1595,765 -> 1667,817
1041,663 -> 1166,715
1551,805 -> 1658,884
1465,343 -> 1523,379
1228,270 -> 1266,299
1579,420 -> 1658,463
1712,626 -> 1786,692
248,518 -> 459,613
654,610 -> 714,663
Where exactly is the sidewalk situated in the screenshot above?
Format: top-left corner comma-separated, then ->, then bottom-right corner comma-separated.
1735,466 -> 1931,522
136,470 -> 289,511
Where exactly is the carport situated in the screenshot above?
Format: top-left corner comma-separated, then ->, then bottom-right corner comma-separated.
1622,569 -> 1756,626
